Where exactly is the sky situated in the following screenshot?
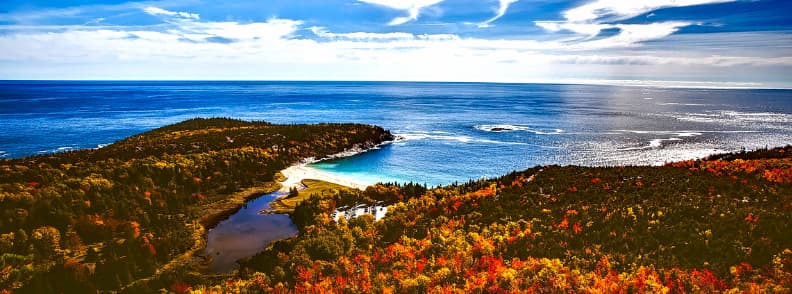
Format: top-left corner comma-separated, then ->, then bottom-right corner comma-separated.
0,0 -> 791,87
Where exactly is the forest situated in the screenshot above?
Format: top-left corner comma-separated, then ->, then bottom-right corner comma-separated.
0,118 -> 393,293
213,146 -> 791,293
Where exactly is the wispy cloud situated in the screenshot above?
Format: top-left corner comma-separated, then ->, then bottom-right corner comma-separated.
478,0 -> 519,28
143,6 -> 199,20
536,0 -> 737,46
0,0 -> 200,23
357,0 -> 444,25
0,6 -> 85,23
534,21 -> 610,38
562,0 -> 736,23
576,22 -> 695,49
552,53 -> 792,67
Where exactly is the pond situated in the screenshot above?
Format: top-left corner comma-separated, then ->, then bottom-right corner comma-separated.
204,191 -> 298,273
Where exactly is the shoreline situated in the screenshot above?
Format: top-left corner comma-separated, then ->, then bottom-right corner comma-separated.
198,139 -> 391,226
260,140 -> 393,214
279,164 -> 370,191
189,140 -> 392,275
198,140 -> 393,272
277,140 -> 394,192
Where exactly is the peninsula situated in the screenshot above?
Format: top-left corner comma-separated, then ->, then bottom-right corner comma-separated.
0,118 -> 393,292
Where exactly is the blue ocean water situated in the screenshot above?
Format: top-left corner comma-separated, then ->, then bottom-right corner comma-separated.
1,81 -> 791,186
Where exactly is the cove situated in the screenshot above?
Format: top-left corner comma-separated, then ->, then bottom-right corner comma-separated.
204,190 -> 298,273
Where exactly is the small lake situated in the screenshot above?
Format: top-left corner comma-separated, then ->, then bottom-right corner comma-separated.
204,191 -> 298,273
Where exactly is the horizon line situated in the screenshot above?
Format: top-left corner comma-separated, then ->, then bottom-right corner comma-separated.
0,78 -> 789,90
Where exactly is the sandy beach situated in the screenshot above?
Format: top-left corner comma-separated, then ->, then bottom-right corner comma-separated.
276,140 -> 393,192
279,163 -> 371,191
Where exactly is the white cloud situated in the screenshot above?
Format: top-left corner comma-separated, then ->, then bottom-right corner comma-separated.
550,54 -> 792,67
563,21 -> 693,49
191,19 -> 302,41
2,19 -> 787,68
416,34 -> 459,41
357,0 -> 444,25
311,27 -> 415,40
532,20 -> 694,49
478,0 -> 519,28
535,0 -> 737,48
143,6 -> 200,20
563,0 -> 736,23
1,6 -> 789,87
534,21 -> 611,37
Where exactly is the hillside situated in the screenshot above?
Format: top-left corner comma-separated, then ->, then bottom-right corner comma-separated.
205,146 -> 792,293
0,118 -> 393,293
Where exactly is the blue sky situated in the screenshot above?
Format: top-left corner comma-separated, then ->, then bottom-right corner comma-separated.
1,0 -> 791,87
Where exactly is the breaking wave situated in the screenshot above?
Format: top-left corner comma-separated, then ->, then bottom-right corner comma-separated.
37,146 -> 76,154
396,132 -> 529,146
474,124 -> 564,135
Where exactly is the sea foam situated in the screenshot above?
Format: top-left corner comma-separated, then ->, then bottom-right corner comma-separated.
474,124 -> 564,135
613,130 -> 704,138
37,146 -> 76,154
656,102 -> 708,106
396,132 -> 528,146
302,140 -> 394,164
649,138 -> 683,148
669,111 -> 792,127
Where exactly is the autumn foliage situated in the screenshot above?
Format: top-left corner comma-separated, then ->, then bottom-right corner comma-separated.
0,118 -> 393,292
199,146 -> 792,293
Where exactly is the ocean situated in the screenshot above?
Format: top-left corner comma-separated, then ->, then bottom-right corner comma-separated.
1,81 -> 791,186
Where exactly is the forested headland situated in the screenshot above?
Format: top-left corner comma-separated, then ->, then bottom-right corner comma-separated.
0,118 -> 393,293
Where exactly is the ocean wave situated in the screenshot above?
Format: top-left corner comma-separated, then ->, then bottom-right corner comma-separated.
723,110 -> 792,119
616,137 -> 685,151
396,132 -> 529,146
613,130 -> 704,137
670,110 -> 792,125
610,130 -> 703,151
37,146 -> 76,154
656,102 -> 709,106
0,151 -> 6,158
649,138 -> 683,148
590,147 -> 729,167
474,124 -> 563,135
303,140 -> 394,164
